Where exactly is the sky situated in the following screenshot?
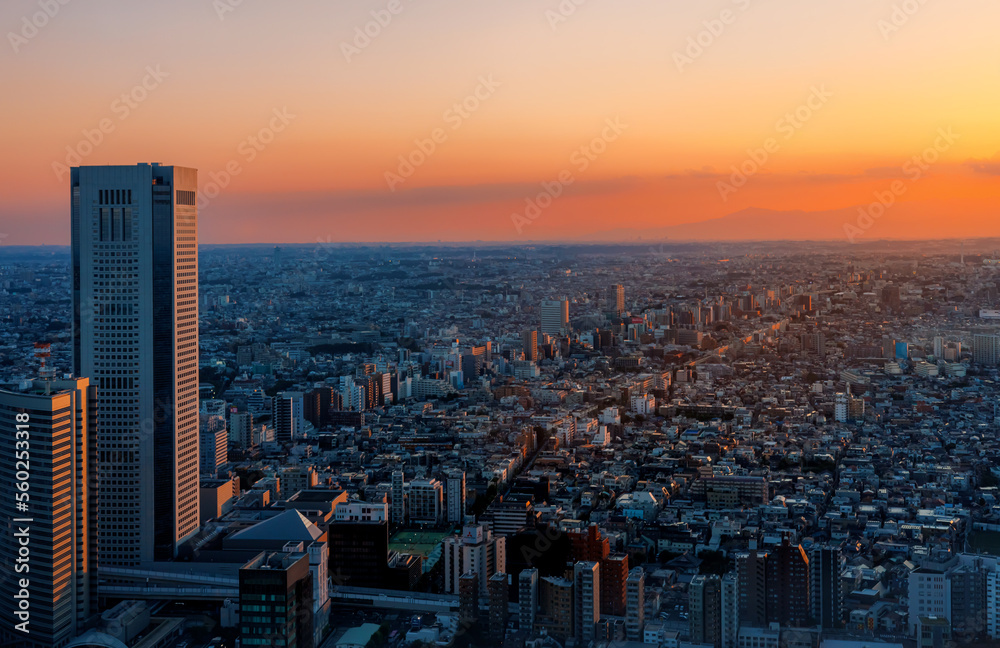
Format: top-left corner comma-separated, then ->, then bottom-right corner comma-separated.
1,0 -> 999,245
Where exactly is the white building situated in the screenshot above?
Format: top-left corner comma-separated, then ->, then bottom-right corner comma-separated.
574,561 -> 600,643
442,524 -> 506,598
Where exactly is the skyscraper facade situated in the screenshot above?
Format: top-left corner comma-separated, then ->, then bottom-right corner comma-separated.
0,377 -> 99,648
611,284 -> 625,315
540,299 -> 569,335
71,164 -> 200,564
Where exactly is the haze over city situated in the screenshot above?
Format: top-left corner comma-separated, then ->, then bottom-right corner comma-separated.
3,0 -> 1000,244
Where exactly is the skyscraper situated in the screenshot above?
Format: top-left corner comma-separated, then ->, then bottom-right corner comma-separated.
625,567 -> 645,641
71,164 -> 200,564
519,568 -> 539,631
0,377 -> 99,648
765,537 -> 810,627
690,574 -> 722,646
391,470 -> 406,525
273,391 -> 305,442
540,299 -> 569,335
610,284 -> 625,315
522,329 -> 539,362
446,470 -> 466,524
974,334 -> 1000,365
810,545 -> 844,630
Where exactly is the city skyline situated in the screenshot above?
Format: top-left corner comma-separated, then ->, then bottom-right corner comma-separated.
4,3 -> 1000,648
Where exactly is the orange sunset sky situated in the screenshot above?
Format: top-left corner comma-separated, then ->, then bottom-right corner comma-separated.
1,0 -> 999,245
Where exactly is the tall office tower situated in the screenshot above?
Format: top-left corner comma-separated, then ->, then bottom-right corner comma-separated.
810,545 -> 844,630
974,334 -> 1000,365
522,329 -> 539,362
737,550 -> 768,628
0,377 -> 99,648
625,568 -> 645,641
443,524 -> 507,598
574,561 -> 600,644
446,470 -> 467,524
933,336 -> 945,358
610,284 -> 625,315
540,299 -> 570,335
766,537 -> 810,627
71,164 -> 200,564
273,391 -> 304,442
407,478 -> 444,525
239,550 -> 314,648
489,573 -> 509,637
230,411 -> 254,449
690,574 -> 722,646
391,470 -> 406,525
721,572 -> 739,648
519,568 -> 539,631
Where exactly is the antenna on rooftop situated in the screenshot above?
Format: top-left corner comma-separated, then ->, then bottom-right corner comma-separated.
34,342 -> 52,394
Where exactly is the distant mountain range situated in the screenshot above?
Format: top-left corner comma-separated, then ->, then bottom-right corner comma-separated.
579,205 -> 999,242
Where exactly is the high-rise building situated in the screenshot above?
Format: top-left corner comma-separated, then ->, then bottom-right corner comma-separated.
602,553 -> 629,617
328,503 -> 390,589
974,334 -> 1000,365
199,417 -> 228,474
611,284 -> 625,315
881,284 -> 901,310
489,572 -> 509,637
737,550 -> 768,628
519,568 -> 539,631
71,163 -> 200,564
443,524 -> 506,598
229,411 -> 254,449
625,567 -> 645,641
574,561 -> 600,643
0,377 -> 99,648
522,329 -> 539,363
391,470 -> 406,525
765,537 -> 810,627
273,391 -> 305,443
537,576 -> 574,639
446,470 -> 466,524
721,572 -> 739,648
459,573 -> 479,625
540,299 -> 569,335
408,478 -> 444,525
810,545 -> 844,630
690,574 -> 722,646
239,550 -> 314,648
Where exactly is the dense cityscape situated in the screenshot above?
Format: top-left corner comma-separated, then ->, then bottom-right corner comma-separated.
4,176 -> 1000,648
